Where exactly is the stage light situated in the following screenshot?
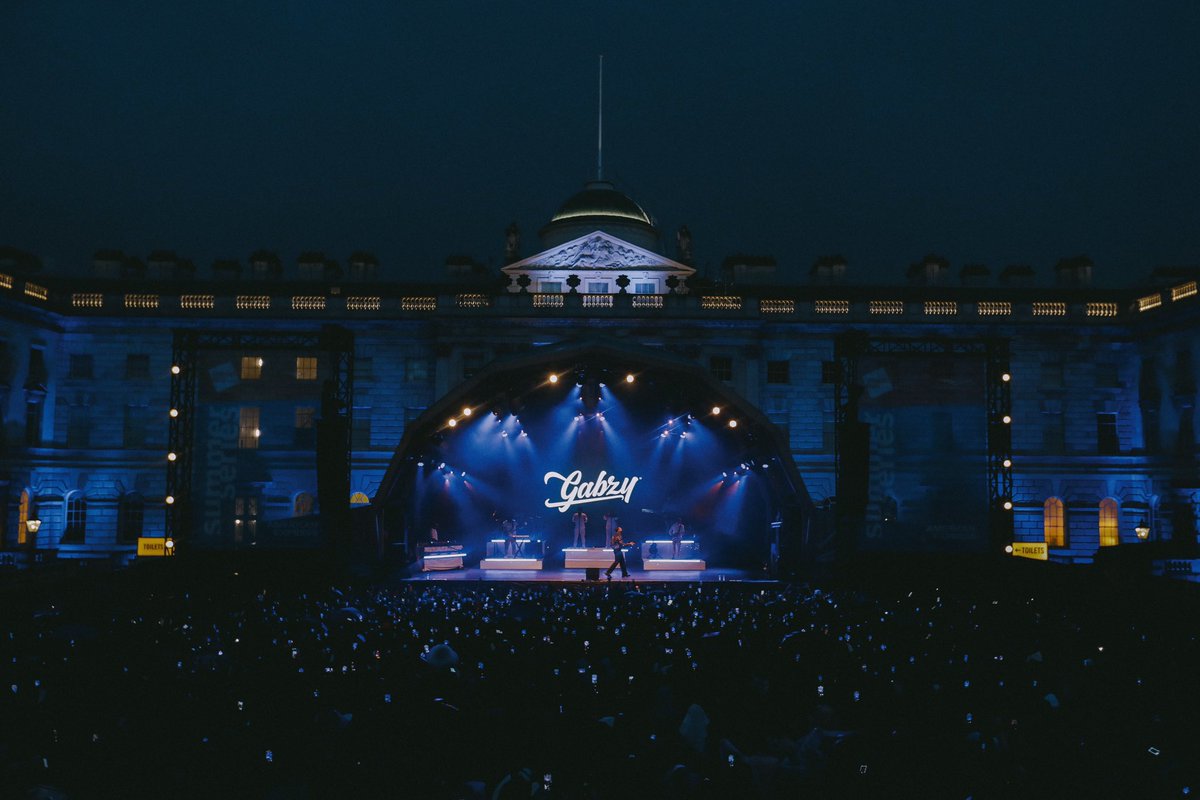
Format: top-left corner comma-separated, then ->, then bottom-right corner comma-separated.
169,408 -> 179,418
1004,544 -> 1013,554
448,418 -> 457,428
1002,372 -> 1011,382
438,462 -> 446,470
680,432 -> 687,438
548,373 -> 559,383
167,452 -> 177,462
520,431 -> 528,437
625,373 -> 635,383
761,463 -> 769,469
1003,458 -> 1012,468
501,430 -> 508,437
728,419 -> 738,428
165,495 -> 175,505
1002,415 -> 1011,424
712,406 -> 722,415
722,471 -> 728,477
171,365 -> 181,375
1003,500 -> 1013,510
661,431 -> 668,438
417,460 -> 424,467
462,407 -> 472,416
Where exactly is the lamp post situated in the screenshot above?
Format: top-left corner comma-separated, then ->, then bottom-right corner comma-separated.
24,517 -> 42,542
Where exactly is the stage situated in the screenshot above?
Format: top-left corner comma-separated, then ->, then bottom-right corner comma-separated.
398,566 -> 769,584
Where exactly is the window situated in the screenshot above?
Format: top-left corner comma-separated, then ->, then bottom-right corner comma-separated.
63,492 -> 87,544
294,406 -> 316,447
406,358 -> 430,384
356,357 -> 373,381
1097,412 -> 1119,454
539,281 -> 563,294
67,406 -> 89,448
239,407 -> 260,449
234,495 -> 259,545
587,281 -> 609,294
350,492 -> 371,506
352,408 -> 372,449
293,492 -> 315,517
27,347 -> 48,384
69,355 -> 93,379
1099,498 -> 1119,547
1042,414 -> 1065,454
124,405 -> 148,448
17,490 -> 30,545
240,356 -> 263,380
126,354 -> 150,379
766,360 -> 790,384
1040,362 -> 1064,390
710,355 -> 733,382
295,356 -> 318,380
118,494 -> 144,543
1095,363 -> 1120,389
25,400 -> 42,446
1044,497 -> 1065,548
634,282 -> 656,294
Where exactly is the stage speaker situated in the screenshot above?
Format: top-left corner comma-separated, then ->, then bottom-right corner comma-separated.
586,567 -> 600,581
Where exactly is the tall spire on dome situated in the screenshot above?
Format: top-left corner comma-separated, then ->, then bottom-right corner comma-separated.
596,54 -> 604,182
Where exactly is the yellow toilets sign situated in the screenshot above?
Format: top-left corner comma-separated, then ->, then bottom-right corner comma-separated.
137,537 -> 172,557
1011,542 -> 1048,561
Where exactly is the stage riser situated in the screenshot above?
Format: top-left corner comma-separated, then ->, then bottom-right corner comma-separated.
644,559 -> 706,571
479,559 -> 543,570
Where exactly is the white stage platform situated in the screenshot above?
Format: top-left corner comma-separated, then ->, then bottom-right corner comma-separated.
479,558 -> 543,570
563,548 -> 622,569
643,558 -> 706,571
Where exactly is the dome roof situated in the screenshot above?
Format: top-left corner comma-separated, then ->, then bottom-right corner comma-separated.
541,180 -> 659,250
550,180 -> 653,226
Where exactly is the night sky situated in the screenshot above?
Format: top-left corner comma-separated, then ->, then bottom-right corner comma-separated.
3,1 -> 1198,285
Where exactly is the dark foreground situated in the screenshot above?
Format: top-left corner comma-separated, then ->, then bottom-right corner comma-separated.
1,556 -> 1197,798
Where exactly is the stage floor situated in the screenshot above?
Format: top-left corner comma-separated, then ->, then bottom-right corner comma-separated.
399,566 -> 770,584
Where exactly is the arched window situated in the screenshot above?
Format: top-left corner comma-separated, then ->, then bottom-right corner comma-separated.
18,490 -> 30,545
293,492 -> 314,517
118,494 -> 145,543
1043,497 -> 1065,547
1099,498 -> 1119,547
62,492 -> 87,544
350,492 -> 370,506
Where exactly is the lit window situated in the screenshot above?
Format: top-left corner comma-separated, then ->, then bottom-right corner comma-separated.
1044,497 -> 1065,547
350,492 -> 371,506
539,281 -> 563,293
587,281 -> 609,294
634,282 -> 656,294
239,407 -> 260,449
18,490 -> 30,545
295,356 -> 318,380
241,356 -> 263,380
1099,498 -> 1119,547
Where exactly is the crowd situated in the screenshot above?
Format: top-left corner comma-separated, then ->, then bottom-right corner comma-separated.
0,559 -> 1197,798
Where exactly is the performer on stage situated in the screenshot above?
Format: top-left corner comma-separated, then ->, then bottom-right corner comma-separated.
502,517 -> 517,558
429,523 -> 440,543
669,517 -> 686,559
572,510 -> 588,547
606,527 -> 632,580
